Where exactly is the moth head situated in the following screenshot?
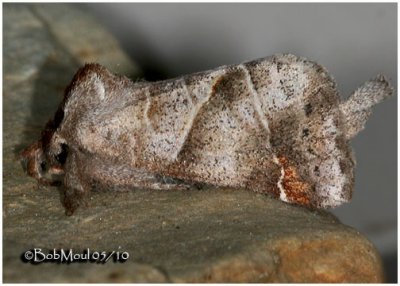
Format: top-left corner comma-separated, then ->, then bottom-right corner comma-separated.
21,133 -> 68,186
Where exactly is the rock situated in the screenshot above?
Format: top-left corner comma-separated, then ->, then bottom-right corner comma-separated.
4,188 -> 384,283
3,3 -> 384,283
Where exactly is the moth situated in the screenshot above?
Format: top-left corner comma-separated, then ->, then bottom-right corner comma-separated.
21,54 -> 393,215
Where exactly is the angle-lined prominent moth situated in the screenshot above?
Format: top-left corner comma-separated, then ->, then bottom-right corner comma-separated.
21,54 -> 393,215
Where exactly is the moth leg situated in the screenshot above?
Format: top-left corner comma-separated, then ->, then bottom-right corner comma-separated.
62,152 -> 91,216
93,164 -> 193,191
142,175 -> 192,191
61,154 -> 193,215
81,156 -> 193,192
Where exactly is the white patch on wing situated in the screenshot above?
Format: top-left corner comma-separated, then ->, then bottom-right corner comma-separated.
316,116 -> 347,207
273,155 -> 288,202
94,76 -> 106,101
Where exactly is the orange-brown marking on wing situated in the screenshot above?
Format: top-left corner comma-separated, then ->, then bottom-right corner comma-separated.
278,156 -> 312,206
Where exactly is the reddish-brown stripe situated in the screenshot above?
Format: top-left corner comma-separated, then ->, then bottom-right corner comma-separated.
278,156 -> 311,206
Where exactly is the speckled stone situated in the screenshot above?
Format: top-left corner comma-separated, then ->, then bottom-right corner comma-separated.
3,3 -> 384,283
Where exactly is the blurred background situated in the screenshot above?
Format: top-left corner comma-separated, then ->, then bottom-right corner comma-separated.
86,3 -> 397,281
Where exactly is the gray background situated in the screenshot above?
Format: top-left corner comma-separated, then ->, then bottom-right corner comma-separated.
86,3 -> 397,279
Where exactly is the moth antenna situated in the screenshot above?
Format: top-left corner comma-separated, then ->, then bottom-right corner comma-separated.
340,74 -> 393,140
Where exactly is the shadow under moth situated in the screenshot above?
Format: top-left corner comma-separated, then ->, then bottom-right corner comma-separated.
21,54 -> 393,215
